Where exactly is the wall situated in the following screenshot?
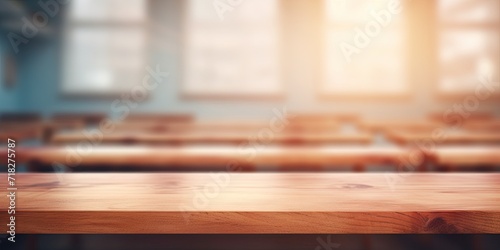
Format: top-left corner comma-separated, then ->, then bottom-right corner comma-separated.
0,34 -> 19,112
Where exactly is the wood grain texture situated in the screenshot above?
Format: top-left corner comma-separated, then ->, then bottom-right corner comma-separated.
1,145 -> 406,167
0,173 -> 499,233
50,131 -> 372,145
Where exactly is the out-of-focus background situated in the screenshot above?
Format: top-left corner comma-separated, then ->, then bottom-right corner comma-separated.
1,0 -> 500,250
0,0 -> 498,118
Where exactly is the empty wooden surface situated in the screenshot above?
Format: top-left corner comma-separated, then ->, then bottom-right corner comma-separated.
50,131 -> 372,145
0,173 -> 499,233
2,145 -> 406,167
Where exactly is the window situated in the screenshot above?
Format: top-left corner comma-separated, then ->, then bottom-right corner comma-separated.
63,0 -> 148,95
183,0 -> 281,97
322,0 -> 408,96
438,0 -> 500,94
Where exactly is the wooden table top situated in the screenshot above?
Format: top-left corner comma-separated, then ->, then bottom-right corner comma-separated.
1,173 -> 499,233
3,145 -> 406,167
387,130 -> 500,145
51,131 -> 372,145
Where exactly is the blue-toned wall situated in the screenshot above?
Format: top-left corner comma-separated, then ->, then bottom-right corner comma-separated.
0,36 -> 19,112
7,0 -> 500,119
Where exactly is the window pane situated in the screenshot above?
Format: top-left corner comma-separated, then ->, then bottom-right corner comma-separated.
63,28 -> 146,94
70,0 -> 147,22
439,0 -> 500,23
184,0 -> 280,96
327,0 -> 403,24
439,30 -> 499,93
323,0 -> 407,95
188,0 -> 278,24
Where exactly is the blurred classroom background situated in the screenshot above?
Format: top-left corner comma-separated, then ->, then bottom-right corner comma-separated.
0,0 -> 500,249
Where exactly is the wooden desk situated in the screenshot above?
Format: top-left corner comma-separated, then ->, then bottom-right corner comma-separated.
1,173 -> 499,233
52,113 -> 107,125
287,114 -> 359,122
2,145 -> 406,168
0,124 -> 45,142
387,131 -> 500,145
0,121 -> 84,143
124,113 -> 193,123
359,120 -> 442,132
429,112 -> 494,124
50,131 -> 372,145
113,120 -> 341,132
431,146 -> 500,166
463,120 -> 500,131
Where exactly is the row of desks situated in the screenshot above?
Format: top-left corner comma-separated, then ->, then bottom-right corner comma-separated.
1,173 -> 499,233
3,145 -> 500,168
49,130 -> 500,145
50,131 -> 374,145
4,119 -> 500,144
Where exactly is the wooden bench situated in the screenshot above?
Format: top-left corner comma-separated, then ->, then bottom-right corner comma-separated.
1,173 -> 499,233
50,131 -> 373,145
